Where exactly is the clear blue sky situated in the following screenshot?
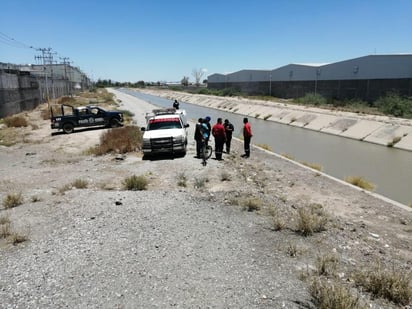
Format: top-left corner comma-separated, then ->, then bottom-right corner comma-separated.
1,0 -> 411,83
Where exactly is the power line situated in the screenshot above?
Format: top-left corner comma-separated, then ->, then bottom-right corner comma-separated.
0,31 -> 35,49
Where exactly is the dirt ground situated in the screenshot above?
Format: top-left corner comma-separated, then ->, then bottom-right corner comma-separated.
0,90 -> 411,308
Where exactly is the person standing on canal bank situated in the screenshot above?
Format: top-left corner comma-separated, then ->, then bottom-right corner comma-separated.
173,99 -> 179,109
223,119 -> 234,154
194,118 -> 204,158
212,118 -> 226,161
241,117 -> 253,158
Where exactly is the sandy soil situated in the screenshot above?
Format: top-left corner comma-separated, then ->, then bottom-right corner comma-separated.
0,90 -> 411,308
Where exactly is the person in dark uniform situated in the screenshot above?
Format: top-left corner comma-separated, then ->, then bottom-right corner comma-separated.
204,116 -> 211,145
173,99 -> 179,109
194,118 -> 203,158
223,119 -> 234,154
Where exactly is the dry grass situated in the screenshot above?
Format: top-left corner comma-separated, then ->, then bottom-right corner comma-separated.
344,176 -> 375,191
194,177 -> 209,189
269,207 -> 286,231
301,161 -> 323,171
286,243 -> 298,257
0,126 -> 21,146
3,193 -> 23,209
8,232 -> 28,245
241,197 -> 262,212
315,254 -> 339,277
177,172 -> 187,187
353,264 -> 412,305
281,153 -> 294,160
123,175 -> 148,191
256,143 -> 272,151
0,215 -> 28,245
4,115 -> 28,127
0,215 -> 11,238
72,179 -> 88,189
309,277 -> 366,309
92,126 -> 142,155
296,203 -> 328,236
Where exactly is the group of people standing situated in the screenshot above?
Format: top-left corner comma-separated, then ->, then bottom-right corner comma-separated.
172,99 -> 253,161
194,116 -> 253,161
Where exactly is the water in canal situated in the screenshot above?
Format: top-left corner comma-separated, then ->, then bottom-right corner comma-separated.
120,89 -> 412,206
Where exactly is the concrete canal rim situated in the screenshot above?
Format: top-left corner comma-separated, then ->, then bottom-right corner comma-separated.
249,142 -> 412,211
135,88 -> 412,152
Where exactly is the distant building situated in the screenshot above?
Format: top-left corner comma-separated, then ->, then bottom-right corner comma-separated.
0,62 -> 91,117
207,54 -> 412,102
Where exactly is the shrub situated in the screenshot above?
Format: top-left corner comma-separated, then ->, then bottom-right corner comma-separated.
374,93 -> 412,118
296,93 -> 327,106
4,115 -> 28,127
72,179 -> 88,189
241,197 -> 262,212
316,254 -> 339,276
3,193 -> 23,209
0,215 -> 11,238
194,177 -> 208,189
344,176 -> 375,191
123,175 -> 148,191
309,277 -> 366,309
354,265 -> 412,305
93,126 -> 142,155
177,173 -> 187,187
286,243 -> 298,257
8,232 -> 28,245
296,203 -> 328,236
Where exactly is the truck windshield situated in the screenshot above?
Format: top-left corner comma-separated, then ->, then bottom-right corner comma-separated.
148,118 -> 182,130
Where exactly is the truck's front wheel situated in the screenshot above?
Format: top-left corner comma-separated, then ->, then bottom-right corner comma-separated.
110,118 -> 121,128
62,122 -> 74,134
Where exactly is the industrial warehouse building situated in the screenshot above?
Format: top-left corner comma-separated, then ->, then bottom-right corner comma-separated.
207,54 -> 412,102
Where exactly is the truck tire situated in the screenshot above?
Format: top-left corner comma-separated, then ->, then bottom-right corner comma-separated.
62,122 -> 74,134
110,118 -> 120,128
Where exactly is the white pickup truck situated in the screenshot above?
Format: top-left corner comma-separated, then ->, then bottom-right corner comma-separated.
141,108 -> 189,157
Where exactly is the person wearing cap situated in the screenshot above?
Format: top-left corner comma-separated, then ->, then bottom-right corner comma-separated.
173,99 -> 179,109
223,119 -> 234,154
241,117 -> 253,158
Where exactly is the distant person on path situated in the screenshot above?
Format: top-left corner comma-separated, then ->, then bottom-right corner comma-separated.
241,117 -> 253,158
194,118 -> 203,158
212,118 -> 226,161
223,119 -> 234,154
173,99 -> 180,109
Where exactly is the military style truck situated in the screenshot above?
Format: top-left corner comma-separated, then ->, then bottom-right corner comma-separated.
141,108 -> 189,157
50,104 -> 123,134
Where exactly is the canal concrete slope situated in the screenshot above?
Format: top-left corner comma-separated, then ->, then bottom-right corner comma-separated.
137,89 -> 412,152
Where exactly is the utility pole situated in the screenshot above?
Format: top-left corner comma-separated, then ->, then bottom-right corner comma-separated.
35,48 -> 54,101
60,57 -> 72,96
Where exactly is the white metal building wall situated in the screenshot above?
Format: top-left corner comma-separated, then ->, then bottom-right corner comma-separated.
208,54 -> 412,82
